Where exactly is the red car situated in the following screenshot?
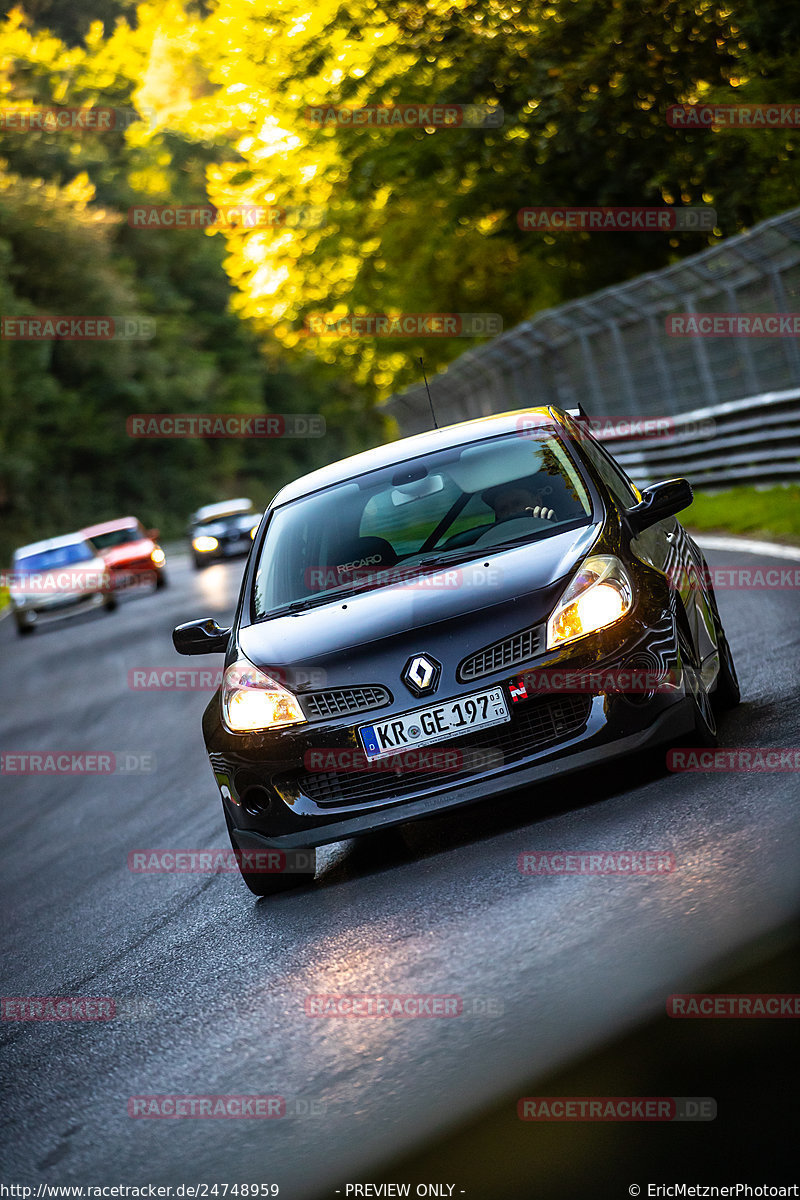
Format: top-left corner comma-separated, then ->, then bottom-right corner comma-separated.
80,517 -> 167,591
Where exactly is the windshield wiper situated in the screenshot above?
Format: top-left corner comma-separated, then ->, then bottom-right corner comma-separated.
400,548 -> 485,572
265,579 -> 378,617
266,594 -> 339,617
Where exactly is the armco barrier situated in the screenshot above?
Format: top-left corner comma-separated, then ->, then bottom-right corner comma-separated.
384,207 -> 800,487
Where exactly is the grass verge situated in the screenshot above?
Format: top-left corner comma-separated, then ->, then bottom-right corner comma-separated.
683,484 -> 800,546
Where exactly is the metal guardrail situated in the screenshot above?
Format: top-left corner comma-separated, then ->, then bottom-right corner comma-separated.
594,390 -> 800,489
385,207 -> 800,485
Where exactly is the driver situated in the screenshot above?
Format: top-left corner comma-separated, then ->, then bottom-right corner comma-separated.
482,481 -> 555,522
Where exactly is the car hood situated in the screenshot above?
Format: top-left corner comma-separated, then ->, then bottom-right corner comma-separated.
238,522 -> 602,687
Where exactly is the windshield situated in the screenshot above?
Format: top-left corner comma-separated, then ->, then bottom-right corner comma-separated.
14,543 -> 95,570
196,512 -> 254,529
88,527 -> 142,550
253,427 -> 594,618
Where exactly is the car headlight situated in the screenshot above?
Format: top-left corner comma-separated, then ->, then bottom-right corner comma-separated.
221,657 -> 306,732
547,554 -> 634,650
150,548 -> 166,566
250,526 -> 257,539
193,536 -> 218,553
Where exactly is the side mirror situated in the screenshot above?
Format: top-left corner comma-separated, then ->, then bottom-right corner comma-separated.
626,478 -> 693,535
173,617 -> 231,655
146,528 -> 160,540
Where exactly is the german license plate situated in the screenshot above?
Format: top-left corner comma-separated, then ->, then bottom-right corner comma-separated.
359,687 -> 509,761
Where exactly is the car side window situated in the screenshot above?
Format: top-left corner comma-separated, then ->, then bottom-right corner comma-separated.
574,428 -> 641,510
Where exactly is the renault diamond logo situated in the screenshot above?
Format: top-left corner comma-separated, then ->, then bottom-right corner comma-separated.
402,654 -> 441,697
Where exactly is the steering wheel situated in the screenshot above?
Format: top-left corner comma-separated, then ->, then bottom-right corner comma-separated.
499,505 -> 556,522
473,513 -> 557,545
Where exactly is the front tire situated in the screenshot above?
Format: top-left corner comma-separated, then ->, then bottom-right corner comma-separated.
706,586 -> 740,710
224,809 -> 316,897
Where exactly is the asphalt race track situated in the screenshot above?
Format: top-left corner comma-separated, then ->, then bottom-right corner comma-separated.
1,542 -> 799,1196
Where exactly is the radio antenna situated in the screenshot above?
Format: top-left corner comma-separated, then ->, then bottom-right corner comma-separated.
419,357 -> 439,429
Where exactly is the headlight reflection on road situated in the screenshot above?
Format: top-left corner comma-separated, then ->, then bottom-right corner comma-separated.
194,562 -> 236,609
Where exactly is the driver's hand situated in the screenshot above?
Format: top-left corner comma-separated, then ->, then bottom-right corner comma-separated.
528,505 -> 556,520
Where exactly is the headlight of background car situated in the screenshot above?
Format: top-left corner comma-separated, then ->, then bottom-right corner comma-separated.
221,658 -> 306,732
547,554 -> 634,650
150,547 -> 166,566
193,535 -> 218,553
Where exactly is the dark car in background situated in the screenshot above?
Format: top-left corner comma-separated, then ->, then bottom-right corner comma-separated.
9,534 -> 117,635
173,406 -> 739,897
81,516 -> 167,591
187,499 -> 262,569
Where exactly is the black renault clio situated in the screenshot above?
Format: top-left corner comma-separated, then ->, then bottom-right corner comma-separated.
173,406 -> 739,896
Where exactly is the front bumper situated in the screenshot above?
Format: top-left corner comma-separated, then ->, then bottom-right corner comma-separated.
12,590 -> 105,621
204,599 -> 695,849
227,699 -> 694,850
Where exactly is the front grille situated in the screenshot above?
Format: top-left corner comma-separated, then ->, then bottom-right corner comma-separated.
281,694 -> 591,809
301,685 -> 392,721
459,625 -> 544,681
